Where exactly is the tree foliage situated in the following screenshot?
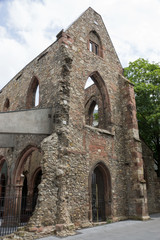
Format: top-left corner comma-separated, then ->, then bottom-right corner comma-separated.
124,58 -> 160,176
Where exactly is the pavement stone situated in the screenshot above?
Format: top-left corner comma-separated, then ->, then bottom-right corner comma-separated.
37,213 -> 160,240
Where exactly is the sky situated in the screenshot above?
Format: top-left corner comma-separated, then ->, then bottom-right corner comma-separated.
0,0 -> 160,90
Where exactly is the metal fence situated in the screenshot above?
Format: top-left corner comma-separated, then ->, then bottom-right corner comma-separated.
0,196 -> 34,236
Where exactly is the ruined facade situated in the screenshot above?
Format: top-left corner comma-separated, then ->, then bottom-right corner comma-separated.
0,7 -> 159,238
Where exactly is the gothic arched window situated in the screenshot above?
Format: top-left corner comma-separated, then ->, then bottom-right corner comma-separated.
26,76 -> 40,108
84,72 -> 111,130
87,100 -> 99,127
3,98 -> 10,111
88,31 -> 103,57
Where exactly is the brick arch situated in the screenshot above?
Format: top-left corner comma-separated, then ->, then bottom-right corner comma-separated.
85,71 -> 112,130
26,76 -> 40,109
13,145 -> 42,186
88,161 -> 112,222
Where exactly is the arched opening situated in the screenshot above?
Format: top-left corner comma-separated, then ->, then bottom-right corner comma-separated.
32,169 -> 42,212
92,167 -> 105,221
3,98 -> 10,111
88,30 -> 103,57
89,162 -> 111,222
26,76 -> 40,108
12,146 -> 42,224
35,85 -> 39,107
87,101 -> 99,127
84,72 -> 111,130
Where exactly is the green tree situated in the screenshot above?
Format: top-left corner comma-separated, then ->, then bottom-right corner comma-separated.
124,58 -> 160,176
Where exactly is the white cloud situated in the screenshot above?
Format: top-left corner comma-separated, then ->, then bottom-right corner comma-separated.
99,0 -> 160,66
0,0 -> 160,89
0,25 -> 28,87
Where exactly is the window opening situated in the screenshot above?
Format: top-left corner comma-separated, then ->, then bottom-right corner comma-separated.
89,41 -> 93,52
84,72 -> 111,130
95,44 -> 99,55
89,41 -> 99,55
85,77 -> 100,128
35,85 -> 39,107
88,31 -> 102,57
93,104 -> 99,127
85,77 -> 94,89
26,77 -> 40,108
3,98 -> 10,111
87,101 -> 99,127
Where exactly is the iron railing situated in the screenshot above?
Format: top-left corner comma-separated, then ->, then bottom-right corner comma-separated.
0,196 -> 35,236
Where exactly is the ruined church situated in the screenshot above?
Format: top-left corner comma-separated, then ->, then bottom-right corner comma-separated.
0,7 -> 159,238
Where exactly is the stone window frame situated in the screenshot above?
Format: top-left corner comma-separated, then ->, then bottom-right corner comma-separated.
88,30 -> 103,58
26,76 -> 40,109
84,71 -> 112,131
89,40 -> 99,55
85,95 -> 99,127
88,100 -> 99,127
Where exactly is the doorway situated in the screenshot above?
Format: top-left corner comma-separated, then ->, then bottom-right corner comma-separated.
92,166 -> 105,221
90,162 -> 111,222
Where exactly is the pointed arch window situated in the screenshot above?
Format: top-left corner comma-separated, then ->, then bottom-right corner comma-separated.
87,100 -> 99,127
84,73 -> 111,130
3,98 -> 10,111
26,77 -> 40,108
93,104 -> 99,127
89,41 -> 99,55
88,31 -> 103,57
35,85 -> 39,107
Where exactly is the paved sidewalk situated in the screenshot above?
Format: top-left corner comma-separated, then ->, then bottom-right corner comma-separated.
38,214 -> 160,240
